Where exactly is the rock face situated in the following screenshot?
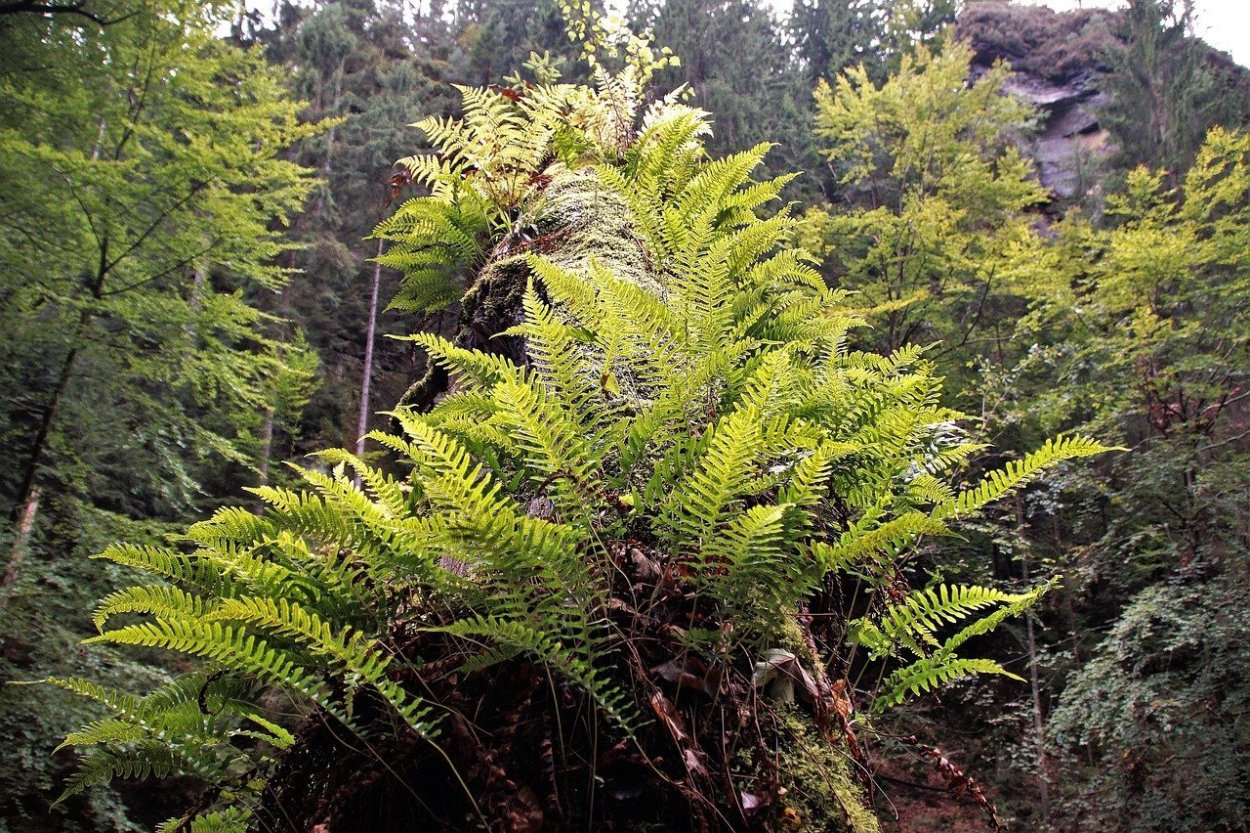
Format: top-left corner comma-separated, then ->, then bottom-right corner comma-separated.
1001,70 -> 1110,199
959,2 -> 1250,201
959,4 -> 1118,199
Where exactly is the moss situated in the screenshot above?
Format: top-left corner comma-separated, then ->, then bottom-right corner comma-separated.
774,711 -> 879,833
776,616 -> 822,672
534,166 -> 659,293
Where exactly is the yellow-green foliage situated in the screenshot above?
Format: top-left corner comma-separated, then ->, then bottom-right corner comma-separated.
1017,126 -> 1250,438
850,581 -> 1058,712
804,39 -> 1047,355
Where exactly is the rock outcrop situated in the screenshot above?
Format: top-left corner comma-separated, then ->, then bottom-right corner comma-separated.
959,2 -> 1250,201
1002,69 -> 1110,199
959,4 -> 1118,199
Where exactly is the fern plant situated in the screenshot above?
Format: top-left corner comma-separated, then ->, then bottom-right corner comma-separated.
49,57 -> 1110,832
848,581 -> 1057,712
373,55 -> 657,315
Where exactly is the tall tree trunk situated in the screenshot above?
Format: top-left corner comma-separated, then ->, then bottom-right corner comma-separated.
256,404 -> 277,497
7,231 -> 111,602
1024,597 -> 1050,826
256,276 -> 294,511
1018,498 -> 1051,827
0,488 -> 41,611
12,337 -> 79,523
354,239 -> 385,488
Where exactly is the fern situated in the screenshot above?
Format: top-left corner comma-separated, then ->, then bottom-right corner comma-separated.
53,56 -> 1112,828
44,673 -> 256,804
158,807 -> 251,833
851,581 -> 1054,712
934,435 -> 1111,519
875,657 -> 1022,711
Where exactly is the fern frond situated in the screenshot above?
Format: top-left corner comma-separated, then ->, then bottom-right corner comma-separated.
879,584 -> 1026,651
158,807 -> 251,833
662,405 -> 764,546
874,657 -> 1021,712
58,717 -> 144,750
93,584 -> 216,632
812,510 -> 948,575
934,435 -> 1111,519
400,332 -> 524,391
57,742 -> 223,803
93,544 -> 236,598
85,619 -> 335,722
432,615 -> 634,732
210,596 -> 434,734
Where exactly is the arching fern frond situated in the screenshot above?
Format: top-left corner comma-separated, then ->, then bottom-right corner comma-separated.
934,435 -> 1112,520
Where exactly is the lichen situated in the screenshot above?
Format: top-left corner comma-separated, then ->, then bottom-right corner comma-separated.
532,166 -> 659,293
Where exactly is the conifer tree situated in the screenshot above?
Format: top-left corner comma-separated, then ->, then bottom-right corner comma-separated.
791,0 -> 883,85
1101,0 -> 1250,180
633,0 -> 818,197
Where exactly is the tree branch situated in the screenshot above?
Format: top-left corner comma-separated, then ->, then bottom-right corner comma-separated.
0,0 -> 134,26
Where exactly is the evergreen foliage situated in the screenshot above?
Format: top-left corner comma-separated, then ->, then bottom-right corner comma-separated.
791,0 -> 882,85
1100,0 -> 1250,178
632,0 -> 820,199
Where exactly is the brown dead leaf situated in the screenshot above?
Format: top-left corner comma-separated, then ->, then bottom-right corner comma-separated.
649,690 -> 690,744
652,657 -> 721,697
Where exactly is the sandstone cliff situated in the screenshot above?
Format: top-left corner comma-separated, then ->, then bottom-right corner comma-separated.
958,2 -> 1248,201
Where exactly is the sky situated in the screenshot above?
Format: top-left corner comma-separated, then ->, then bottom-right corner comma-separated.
1010,0 -> 1250,67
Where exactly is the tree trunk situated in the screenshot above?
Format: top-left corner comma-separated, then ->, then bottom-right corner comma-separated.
256,404 -> 277,498
255,278 -> 294,511
1018,498 -> 1051,827
12,336 -> 78,523
354,239 -> 385,488
0,488 -> 41,611
1024,600 -> 1051,826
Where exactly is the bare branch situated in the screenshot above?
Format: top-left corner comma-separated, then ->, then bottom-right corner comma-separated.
0,0 -> 135,26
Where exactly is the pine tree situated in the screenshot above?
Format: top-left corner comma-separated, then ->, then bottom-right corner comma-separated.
791,0 -> 883,85
1101,0 -> 1250,180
